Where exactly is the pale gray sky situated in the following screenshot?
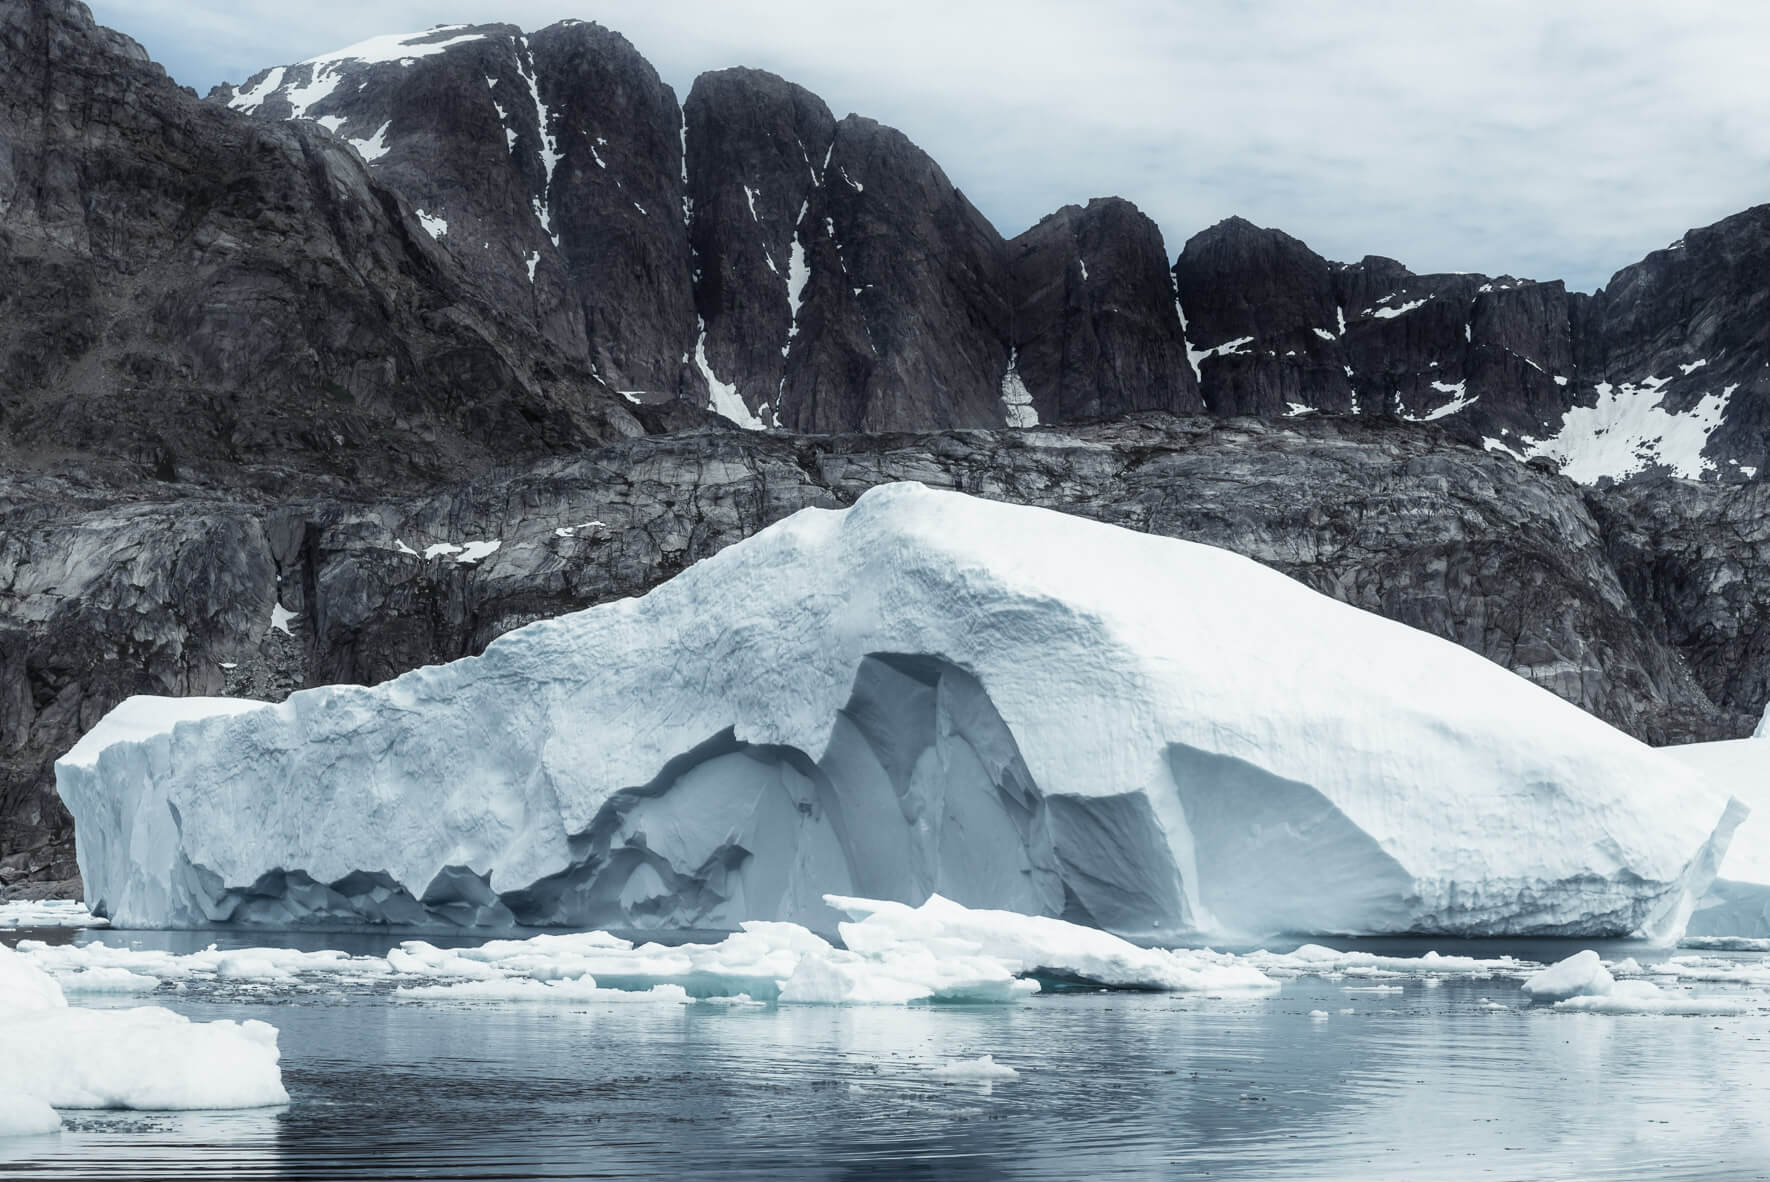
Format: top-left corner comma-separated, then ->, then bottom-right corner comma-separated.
90,0 -> 1770,291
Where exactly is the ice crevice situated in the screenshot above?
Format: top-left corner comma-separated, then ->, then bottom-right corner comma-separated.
57,484 -> 1748,942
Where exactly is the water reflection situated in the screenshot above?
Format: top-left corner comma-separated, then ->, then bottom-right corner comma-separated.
4,935 -> 1769,1179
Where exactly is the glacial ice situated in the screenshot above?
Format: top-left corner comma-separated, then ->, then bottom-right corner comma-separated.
11,895 -> 1276,1006
1521,950 -> 1613,1001
59,482 -> 1745,941
1670,732 -> 1770,938
0,944 -> 288,1111
0,1094 -> 60,1137
0,900 -> 109,929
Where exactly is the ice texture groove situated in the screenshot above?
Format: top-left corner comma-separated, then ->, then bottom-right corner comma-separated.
57,484 -> 1745,940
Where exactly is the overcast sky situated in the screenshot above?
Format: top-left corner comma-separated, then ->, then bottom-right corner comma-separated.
89,0 -> 1770,292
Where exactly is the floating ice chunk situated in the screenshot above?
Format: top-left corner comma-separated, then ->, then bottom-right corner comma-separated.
1552,978 -> 1749,1016
15,939 -> 387,986
0,945 -> 288,1111
0,900 -> 108,929
932,1055 -> 1018,1080
1522,950 -> 1613,1002
55,967 -> 161,994
1312,327 -> 1336,341
397,978 -> 691,1004
828,895 -> 1278,993
0,1093 -> 60,1137
1308,1009 -> 1329,1020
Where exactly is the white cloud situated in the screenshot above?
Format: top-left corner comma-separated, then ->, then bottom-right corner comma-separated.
90,0 -> 1770,291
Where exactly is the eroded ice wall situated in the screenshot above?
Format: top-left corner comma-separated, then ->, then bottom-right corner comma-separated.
58,483 -> 1746,939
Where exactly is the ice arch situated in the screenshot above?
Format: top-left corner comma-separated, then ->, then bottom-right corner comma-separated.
58,483 -> 1745,939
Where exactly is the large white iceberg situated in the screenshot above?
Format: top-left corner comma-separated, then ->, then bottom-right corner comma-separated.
58,482 -> 1744,940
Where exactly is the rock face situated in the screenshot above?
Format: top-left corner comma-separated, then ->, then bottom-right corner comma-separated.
1008,199 -> 1203,423
1172,213 -> 1770,483
202,16 -> 1770,470
217,40 -> 1209,433
6,415 -> 1765,898
213,21 -> 700,398
0,2 -> 639,493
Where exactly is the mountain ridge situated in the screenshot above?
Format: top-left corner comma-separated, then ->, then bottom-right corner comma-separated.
197,15 -> 1770,483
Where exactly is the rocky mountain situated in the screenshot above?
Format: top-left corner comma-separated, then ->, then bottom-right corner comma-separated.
1173,213 -> 1770,485
208,19 -> 1770,480
210,24 -> 1205,434
0,1 -> 649,495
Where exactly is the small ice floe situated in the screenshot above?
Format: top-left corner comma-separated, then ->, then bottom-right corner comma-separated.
0,900 -> 109,930
0,944 -> 288,1112
0,1092 -> 61,1137
1521,950 -> 1613,1002
1521,950 -> 1752,1015
1308,1009 -> 1330,1020
932,1055 -> 1018,1081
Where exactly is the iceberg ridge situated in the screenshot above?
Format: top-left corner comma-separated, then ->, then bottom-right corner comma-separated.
57,483 -> 1744,940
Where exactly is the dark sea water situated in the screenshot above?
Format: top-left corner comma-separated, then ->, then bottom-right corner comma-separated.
4,930 -> 1769,1181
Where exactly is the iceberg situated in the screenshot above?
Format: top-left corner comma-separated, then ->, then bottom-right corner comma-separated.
1669,728 -> 1770,938
58,482 -> 1744,940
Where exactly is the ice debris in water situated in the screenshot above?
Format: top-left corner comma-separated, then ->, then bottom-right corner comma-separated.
0,900 -> 109,929
15,895 -> 1278,1006
0,944 -> 288,1112
1521,950 -> 1614,1001
0,1093 -> 61,1137
932,1055 -> 1019,1081
394,894 -> 1277,1005
1521,950 -> 1755,1015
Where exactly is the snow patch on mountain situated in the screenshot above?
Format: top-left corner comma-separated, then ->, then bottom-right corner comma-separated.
696,318 -> 765,430
1519,379 -> 1731,483
1000,351 -> 1039,428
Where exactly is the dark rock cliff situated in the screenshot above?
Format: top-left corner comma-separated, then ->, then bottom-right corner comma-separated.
1,2 -> 640,494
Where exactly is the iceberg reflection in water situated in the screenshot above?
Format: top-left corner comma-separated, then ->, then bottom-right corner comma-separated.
4,926 -> 1770,1180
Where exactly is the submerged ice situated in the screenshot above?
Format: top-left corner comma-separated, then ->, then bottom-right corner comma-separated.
58,483 -> 1745,941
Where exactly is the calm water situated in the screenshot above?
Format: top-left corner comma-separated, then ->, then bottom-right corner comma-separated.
4,930 -> 1770,1181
